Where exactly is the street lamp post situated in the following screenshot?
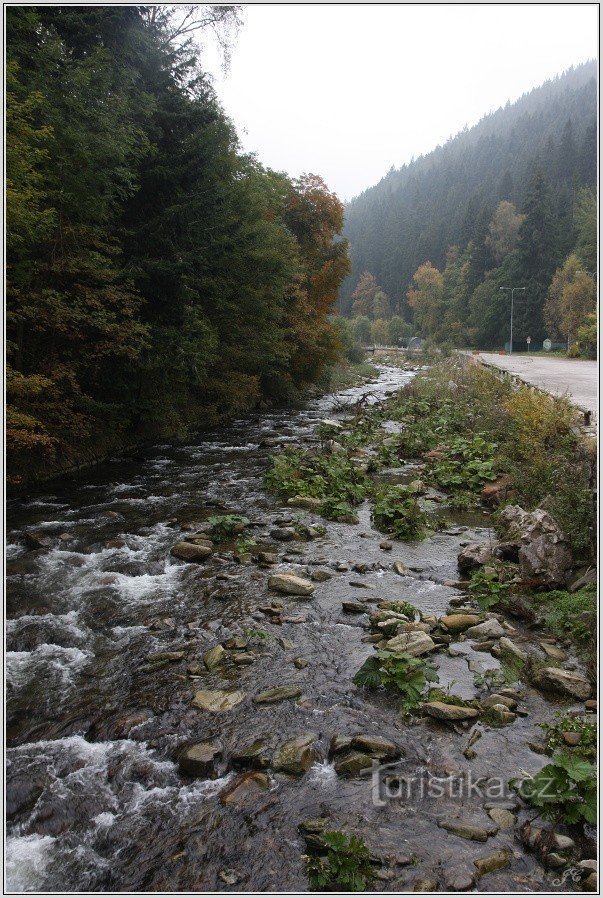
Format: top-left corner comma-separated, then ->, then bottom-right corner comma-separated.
499,287 -> 526,354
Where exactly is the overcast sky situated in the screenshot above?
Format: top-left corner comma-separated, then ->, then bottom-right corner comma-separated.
202,4 -> 598,201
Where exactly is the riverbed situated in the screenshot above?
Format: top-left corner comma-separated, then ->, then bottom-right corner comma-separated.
5,365 -> 588,892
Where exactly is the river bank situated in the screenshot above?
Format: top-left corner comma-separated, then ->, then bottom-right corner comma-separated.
6,359 -> 596,892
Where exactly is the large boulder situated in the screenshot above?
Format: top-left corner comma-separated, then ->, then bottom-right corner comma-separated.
457,544 -> 494,573
497,506 -> 573,586
533,667 -> 592,700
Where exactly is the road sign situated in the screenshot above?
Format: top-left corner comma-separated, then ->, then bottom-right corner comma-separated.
543,338 -> 552,351
526,336 -> 531,344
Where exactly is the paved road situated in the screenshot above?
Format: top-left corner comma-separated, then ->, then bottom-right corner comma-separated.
475,353 -> 598,420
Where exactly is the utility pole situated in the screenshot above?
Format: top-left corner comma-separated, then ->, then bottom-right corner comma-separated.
499,287 -> 526,354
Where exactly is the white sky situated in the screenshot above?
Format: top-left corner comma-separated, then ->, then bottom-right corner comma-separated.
201,3 -> 598,201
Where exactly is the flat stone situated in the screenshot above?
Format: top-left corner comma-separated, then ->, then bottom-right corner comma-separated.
488,807 -> 515,829
385,631 -> 437,656
146,651 -> 185,663
268,573 -> 314,596
171,541 -> 212,562
219,771 -> 270,806
298,817 -> 329,835
413,878 -> 439,892
465,619 -> 505,639
393,561 -> 409,576
231,739 -> 271,769
287,496 -> 324,511
270,527 -> 297,541
350,734 -> 399,760
329,734 -> 352,756
311,569 -> 332,582
272,733 -> 318,774
438,820 -> 490,842
541,642 -> 568,661
380,541 -> 393,551
533,667 -> 591,700
442,867 -> 475,891
498,636 -> 528,662
293,657 -> 308,669
258,552 -> 278,564
423,701 -> 479,722
179,741 -> 222,777
342,600 -> 367,614
440,614 -> 481,633
473,850 -> 511,877
253,685 -> 302,705
192,689 -> 246,712
203,644 -> 225,670
481,693 -> 517,711
334,751 -> 374,777
232,652 -> 255,665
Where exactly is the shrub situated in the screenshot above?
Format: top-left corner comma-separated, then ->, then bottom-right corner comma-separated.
208,514 -> 250,541
371,486 -> 427,540
428,435 -> 498,492
306,831 -> 374,892
532,585 -> 596,644
468,567 -> 510,610
540,712 -> 596,761
265,448 -> 367,507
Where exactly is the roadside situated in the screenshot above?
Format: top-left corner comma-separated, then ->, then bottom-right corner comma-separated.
474,353 -> 597,425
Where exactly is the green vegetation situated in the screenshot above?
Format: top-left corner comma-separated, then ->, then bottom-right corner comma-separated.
428,435 -> 497,492
6,7 -> 350,487
382,601 -> 419,621
305,831 -> 374,892
530,585 -> 596,646
540,712 -> 596,761
264,448 -> 367,507
518,752 -> 596,826
371,486 -> 427,540
353,651 -> 438,713
468,567 -> 510,610
207,515 -> 250,543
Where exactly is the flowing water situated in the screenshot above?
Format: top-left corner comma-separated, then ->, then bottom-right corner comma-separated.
5,366 -> 588,892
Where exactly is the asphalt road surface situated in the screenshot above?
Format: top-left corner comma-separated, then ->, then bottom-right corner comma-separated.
476,352 -> 598,420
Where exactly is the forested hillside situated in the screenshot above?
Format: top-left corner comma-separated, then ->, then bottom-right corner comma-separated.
6,6 -> 350,486
340,62 -> 596,350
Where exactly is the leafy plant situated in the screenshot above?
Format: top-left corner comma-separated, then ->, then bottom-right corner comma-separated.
540,712 -> 596,761
517,751 -> 596,825
320,498 -> 358,522
473,668 -> 509,691
428,435 -> 498,493
264,448 -> 367,509
244,628 -> 272,642
305,831 -> 374,892
353,650 -> 438,712
208,514 -> 250,542
371,486 -> 427,540
468,567 -> 509,609
235,536 -> 257,554
532,585 -> 596,644
385,600 -> 419,621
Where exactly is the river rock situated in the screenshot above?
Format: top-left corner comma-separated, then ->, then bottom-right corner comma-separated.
293,657 -> 308,669
442,866 -> 475,891
287,496 -> 324,511
233,652 -> 255,665
497,505 -> 573,586
540,642 -> 568,661
342,600 -> 366,614
457,544 -> 493,573
465,619 -> 505,639
268,573 -> 314,596
582,872 -> 597,891
498,636 -> 528,662
258,552 -> 278,564
481,693 -> 517,711
486,704 -> 516,725
393,561 -> 409,576
311,569 -> 332,582
171,541 -> 212,562
179,740 -> 222,777
385,631 -> 437,656
423,701 -> 479,722
350,734 -> 399,760
272,733 -> 318,774
488,807 -> 515,829
231,739 -> 271,769
413,878 -> 439,892
203,645 -> 225,670
329,735 -> 352,756
334,751 -> 374,777
219,771 -> 270,806
24,532 -> 52,550
192,689 -> 246,712
270,527 -> 297,541
473,849 -> 511,877
440,614 -> 481,633
438,819 -> 491,842
533,667 -> 591,700
253,685 -> 302,704
146,650 -> 185,663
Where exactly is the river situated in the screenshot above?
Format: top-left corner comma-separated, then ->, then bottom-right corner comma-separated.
5,365 -> 588,892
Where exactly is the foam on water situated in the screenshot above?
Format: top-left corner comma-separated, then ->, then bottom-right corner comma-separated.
6,645 -> 91,690
5,834 -> 56,891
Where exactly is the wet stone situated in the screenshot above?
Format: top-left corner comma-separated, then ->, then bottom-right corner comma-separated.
488,807 -> 515,829
311,569 -> 332,582
231,739 -> 271,770
272,733 -> 318,774
203,644 -> 225,670
171,541 -> 212,562
192,689 -> 246,712
253,685 -> 302,705
293,657 -> 308,669
268,573 -> 314,596
438,820 -> 492,842
342,600 -> 367,614
334,751 -> 374,777
178,740 -> 222,777
270,527 -> 297,541
329,734 -> 352,756
413,877 -> 439,891
219,771 -> 270,806
232,652 -> 255,665
423,702 -> 479,722
473,849 -> 511,878
533,667 -> 592,700
442,867 -> 475,892
350,734 -> 399,760
439,614 -> 481,633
